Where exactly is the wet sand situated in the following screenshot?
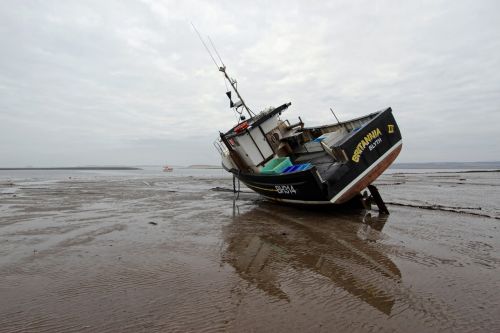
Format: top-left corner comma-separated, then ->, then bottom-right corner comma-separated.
0,170 -> 499,332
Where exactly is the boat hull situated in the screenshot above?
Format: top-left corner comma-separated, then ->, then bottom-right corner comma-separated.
227,108 -> 402,205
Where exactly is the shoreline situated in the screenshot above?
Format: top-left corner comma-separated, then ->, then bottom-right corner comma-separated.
0,167 -> 142,171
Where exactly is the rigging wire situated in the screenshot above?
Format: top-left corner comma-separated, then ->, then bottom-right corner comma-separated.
208,36 -> 225,68
191,22 -> 219,70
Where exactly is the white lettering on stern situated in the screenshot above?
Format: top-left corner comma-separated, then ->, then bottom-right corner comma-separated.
275,185 -> 297,195
368,137 -> 382,151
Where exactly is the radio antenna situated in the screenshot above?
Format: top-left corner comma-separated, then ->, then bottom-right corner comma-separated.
208,36 -> 225,68
191,22 -> 219,70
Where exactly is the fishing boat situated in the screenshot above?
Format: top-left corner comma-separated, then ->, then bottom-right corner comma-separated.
162,165 -> 173,172
201,41 -> 402,208
212,65 -> 402,208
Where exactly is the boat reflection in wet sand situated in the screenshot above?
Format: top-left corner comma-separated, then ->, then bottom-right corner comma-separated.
223,203 -> 401,315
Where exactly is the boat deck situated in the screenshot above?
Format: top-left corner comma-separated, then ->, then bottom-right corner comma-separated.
293,151 -> 344,182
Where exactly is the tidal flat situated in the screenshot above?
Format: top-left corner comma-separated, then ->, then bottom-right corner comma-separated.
0,169 -> 499,332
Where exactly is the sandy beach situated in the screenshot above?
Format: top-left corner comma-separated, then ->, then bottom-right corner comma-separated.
0,169 -> 499,332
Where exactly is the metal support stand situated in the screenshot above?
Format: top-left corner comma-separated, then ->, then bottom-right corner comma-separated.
232,174 -> 240,200
368,185 -> 389,215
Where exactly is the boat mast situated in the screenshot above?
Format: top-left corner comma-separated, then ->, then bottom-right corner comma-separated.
219,65 -> 254,119
191,23 -> 254,120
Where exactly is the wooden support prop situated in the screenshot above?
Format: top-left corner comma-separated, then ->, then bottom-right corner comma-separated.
368,185 -> 389,215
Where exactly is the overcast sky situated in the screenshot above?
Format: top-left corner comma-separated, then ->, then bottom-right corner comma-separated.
1,0 -> 499,167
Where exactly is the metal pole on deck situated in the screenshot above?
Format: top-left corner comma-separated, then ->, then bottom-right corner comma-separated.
220,66 -> 254,119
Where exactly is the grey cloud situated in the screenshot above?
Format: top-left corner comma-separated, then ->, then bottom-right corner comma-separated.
1,0 -> 499,167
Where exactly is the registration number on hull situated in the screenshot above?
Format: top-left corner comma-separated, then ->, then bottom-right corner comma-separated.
275,185 -> 297,195
369,137 -> 382,151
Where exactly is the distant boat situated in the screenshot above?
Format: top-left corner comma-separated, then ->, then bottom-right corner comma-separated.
162,165 -> 173,172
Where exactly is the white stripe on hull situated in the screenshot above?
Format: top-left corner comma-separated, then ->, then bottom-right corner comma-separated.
262,196 -> 333,205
